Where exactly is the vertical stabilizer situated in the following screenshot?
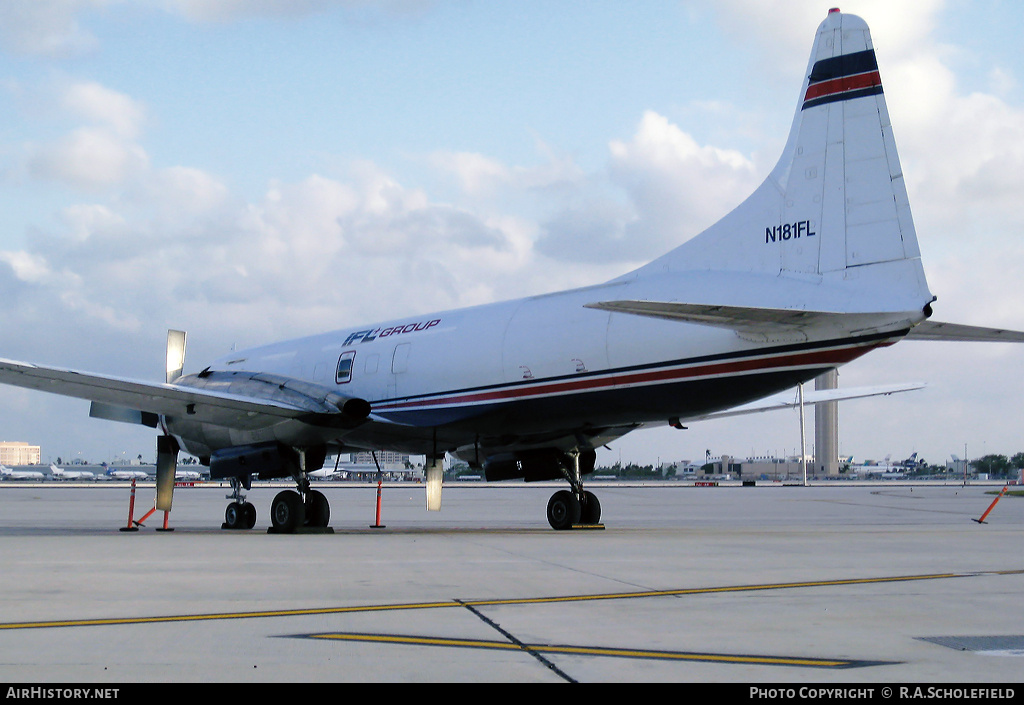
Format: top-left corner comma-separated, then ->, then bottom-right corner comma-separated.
631,10 -> 932,313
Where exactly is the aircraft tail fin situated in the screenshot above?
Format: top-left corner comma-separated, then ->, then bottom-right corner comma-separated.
627,9 -> 932,315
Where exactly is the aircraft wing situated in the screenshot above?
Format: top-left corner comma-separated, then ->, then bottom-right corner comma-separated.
0,357 -> 365,430
674,381 -> 926,424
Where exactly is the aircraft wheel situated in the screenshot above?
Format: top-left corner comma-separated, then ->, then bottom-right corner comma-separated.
224,502 -> 244,529
547,490 -> 581,530
242,501 -> 257,529
305,490 -> 330,527
271,490 -> 305,533
579,491 -> 601,525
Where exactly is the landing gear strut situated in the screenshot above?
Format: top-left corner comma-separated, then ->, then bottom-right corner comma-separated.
546,450 -> 602,530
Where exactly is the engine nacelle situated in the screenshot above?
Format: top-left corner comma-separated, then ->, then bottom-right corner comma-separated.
209,442 -> 301,485
483,448 -> 596,482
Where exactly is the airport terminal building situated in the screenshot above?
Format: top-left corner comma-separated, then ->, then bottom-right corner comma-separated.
0,441 -> 40,466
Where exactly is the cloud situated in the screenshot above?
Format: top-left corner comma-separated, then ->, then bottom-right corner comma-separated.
27,126 -> 149,189
61,81 -> 146,139
160,0 -> 434,23
428,151 -> 514,197
0,250 -> 57,285
14,80 -> 150,191
58,203 -> 127,243
699,0 -> 946,78
536,111 -> 758,264
610,111 -> 758,237
893,64 -> 1024,239
4,157 -> 540,361
428,142 -> 586,201
0,0 -> 105,58
0,0 -> 436,62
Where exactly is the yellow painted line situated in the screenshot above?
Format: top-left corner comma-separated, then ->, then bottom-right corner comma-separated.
312,633 -> 525,651
457,572 -> 965,607
0,570 -> 1013,631
536,644 -> 850,667
0,601 -> 460,630
306,632 -> 867,668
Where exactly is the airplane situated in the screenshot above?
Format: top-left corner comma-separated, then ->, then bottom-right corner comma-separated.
175,468 -> 202,481
104,466 -> 151,480
0,464 -> 46,480
901,452 -> 924,468
308,464 -> 342,480
49,464 -> 95,480
1,9 -> 1023,532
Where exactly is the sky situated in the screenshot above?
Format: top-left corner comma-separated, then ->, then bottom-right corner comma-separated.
1,0 -> 1023,469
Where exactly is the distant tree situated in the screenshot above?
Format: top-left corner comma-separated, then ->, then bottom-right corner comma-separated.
1010,452 -> 1024,470
972,454 -> 1011,479
619,463 -> 658,479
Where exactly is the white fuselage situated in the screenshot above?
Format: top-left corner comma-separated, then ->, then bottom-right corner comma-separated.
168,270 -> 908,460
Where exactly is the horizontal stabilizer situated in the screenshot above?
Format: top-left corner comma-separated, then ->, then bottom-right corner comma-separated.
584,300 -> 921,339
678,381 -> 925,423
903,321 -> 1024,342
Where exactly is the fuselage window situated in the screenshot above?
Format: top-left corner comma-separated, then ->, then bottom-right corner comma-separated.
364,353 -> 379,375
336,351 -> 356,384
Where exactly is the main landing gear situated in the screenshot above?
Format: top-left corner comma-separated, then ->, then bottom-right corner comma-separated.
221,476 -> 332,533
269,486 -> 330,533
545,450 -> 603,530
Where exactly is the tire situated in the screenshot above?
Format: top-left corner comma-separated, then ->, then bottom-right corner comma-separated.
579,491 -> 602,525
547,490 -> 581,530
271,490 -> 305,533
242,502 -> 257,529
224,502 -> 243,529
305,490 -> 330,527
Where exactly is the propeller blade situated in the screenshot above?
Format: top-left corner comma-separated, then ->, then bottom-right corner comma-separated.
155,435 -> 179,512
166,329 -> 187,384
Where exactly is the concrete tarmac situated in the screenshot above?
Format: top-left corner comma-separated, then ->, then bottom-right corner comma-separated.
0,481 -> 1021,684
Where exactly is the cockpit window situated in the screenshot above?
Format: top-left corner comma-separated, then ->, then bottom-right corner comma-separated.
336,351 -> 356,384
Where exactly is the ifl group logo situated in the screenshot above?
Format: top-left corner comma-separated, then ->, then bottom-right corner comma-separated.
343,319 -> 441,346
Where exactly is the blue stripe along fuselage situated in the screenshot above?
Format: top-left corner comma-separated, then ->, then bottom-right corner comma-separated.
368,330 -> 906,434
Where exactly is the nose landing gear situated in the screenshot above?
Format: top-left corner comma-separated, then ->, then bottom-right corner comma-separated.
222,478 -> 258,530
